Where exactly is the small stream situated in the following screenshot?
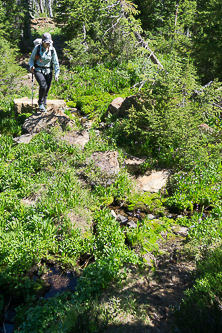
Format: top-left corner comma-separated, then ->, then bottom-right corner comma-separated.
0,266 -> 77,333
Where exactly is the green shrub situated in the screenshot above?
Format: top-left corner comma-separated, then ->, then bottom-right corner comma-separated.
106,61 -> 222,169
175,244 -> 222,333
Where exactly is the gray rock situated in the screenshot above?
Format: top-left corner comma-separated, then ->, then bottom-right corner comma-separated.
60,130 -> 89,148
171,225 -> 188,237
103,95 -> 140,119
22,109 -> 74,133
87,151 -> 120,175
110,210 -> 117,218
116,214 -> 128,224
14,97 -> 66,115
13,133 -> 36,144
127,221 -> 137,228
147,214 -> 157,220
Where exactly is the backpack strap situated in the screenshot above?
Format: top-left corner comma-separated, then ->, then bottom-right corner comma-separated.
34,44 -> 41,68
34,45 -> 54,70
50,47 -> 54,70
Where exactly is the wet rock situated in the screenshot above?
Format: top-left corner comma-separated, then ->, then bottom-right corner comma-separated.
42,267 -> 77,299
127,211 -> 133,216
116,214 -> 128,224
137,170 -> 170,193
22,109 -> 74,133
127,221 -> 137,228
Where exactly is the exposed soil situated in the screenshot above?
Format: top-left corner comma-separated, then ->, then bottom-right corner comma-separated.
101,237 -> 195,333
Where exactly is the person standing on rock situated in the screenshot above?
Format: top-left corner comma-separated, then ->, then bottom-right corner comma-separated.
29,32 -> 60,112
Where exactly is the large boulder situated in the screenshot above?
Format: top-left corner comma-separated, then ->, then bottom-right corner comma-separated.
22,109 -> 74,133
103,95 -> 140,119
14,97 -> 66,116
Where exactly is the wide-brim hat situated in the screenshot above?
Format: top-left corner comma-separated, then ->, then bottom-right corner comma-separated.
42,32 -> 52,44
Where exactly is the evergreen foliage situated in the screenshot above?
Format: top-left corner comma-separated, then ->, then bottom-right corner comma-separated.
0,37 -> 26,98
55,0 -> 141,65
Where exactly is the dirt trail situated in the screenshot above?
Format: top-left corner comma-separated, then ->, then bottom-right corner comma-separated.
102,238 -> 195,333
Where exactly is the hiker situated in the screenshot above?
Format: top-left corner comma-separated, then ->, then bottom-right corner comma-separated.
29,32 -> 60,111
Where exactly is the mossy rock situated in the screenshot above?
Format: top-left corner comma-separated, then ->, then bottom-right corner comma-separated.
127,202 -> 147,212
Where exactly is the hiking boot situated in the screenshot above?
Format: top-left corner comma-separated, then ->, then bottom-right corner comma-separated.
39,104 -> 46,112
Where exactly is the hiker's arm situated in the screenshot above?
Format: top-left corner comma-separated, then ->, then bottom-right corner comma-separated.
29,46 -> 38,72
52,49 -> 60,81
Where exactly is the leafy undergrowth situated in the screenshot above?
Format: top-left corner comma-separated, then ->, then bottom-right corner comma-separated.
1,61 -> 222,332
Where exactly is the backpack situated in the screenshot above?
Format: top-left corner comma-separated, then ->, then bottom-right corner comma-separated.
33,38 -> 54,69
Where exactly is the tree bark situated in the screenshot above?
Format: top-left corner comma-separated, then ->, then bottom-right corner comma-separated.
39,0 -> 44,13
47,0 -> 53,17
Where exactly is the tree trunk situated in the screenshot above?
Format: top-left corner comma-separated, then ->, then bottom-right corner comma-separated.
134,31 -> 165,71
39,0 -> 44,13
47,0 -> 53,17
28,0 -> 34,19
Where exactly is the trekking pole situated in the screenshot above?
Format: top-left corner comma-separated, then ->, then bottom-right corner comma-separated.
31,72 -> 34,113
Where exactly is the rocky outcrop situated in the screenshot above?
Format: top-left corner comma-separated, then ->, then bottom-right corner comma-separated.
102,95 -> 140,119
85,151 -> 120,186
14,97 -> 66,116
87,151 -> 120,175
137,170 -> 170,193
13,133 -> 37,144
60,130 -> 90,148
22,109 -> 74,133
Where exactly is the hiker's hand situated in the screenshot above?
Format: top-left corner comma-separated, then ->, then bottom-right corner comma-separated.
30,67 -> 34,74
